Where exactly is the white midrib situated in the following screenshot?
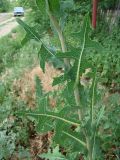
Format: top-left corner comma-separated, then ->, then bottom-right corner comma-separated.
63,131 -> 87,148
26,112 -> 80,126
75,22 -> 88,86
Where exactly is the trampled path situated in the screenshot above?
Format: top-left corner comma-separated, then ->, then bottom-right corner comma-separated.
0,13 -> 23,38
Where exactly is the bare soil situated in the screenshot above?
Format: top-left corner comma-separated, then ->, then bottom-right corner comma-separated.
0,13 -> 24,38
0,20 -> 18,37
0,13 -> 12,23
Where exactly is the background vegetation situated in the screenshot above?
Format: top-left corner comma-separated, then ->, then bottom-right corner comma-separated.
0,0 -> 120,159
0,0 -> 10,12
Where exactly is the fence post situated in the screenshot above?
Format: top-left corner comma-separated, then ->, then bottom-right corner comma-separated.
92,0 -> 98,29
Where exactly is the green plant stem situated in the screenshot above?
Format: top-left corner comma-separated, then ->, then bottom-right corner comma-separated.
73,19 -> 94,160
74,86 -> 82,120
45,2 -> 93,159
74,67 -> 93,160
52,17 -> 70,69
73,19 -> 87,120
91,70 -> 97,126
86,137 -> 93,160
45,0 -> 70,70
50,14 -> 70,69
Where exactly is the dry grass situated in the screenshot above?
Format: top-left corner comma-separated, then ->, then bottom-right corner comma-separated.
30,132 -> 53,160
12,63 -> 61,107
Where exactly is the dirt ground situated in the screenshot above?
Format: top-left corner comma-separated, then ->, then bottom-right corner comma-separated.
0,13 -> 23,38
0,13 -> 12,23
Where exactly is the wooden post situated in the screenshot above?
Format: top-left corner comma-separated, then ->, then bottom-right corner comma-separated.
92,0 -> 98,29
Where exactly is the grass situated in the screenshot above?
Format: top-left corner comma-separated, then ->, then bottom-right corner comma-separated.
0,26 -> 39,77
0,25 -> 40,122
0,22 -> 63,159
0,24 -> 41,159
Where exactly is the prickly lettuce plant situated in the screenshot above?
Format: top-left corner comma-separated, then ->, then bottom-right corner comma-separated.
17,1 -> 104,159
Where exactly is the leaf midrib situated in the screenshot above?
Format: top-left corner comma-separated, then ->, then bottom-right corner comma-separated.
75,20 -> 88,86
26,112 -> 80,126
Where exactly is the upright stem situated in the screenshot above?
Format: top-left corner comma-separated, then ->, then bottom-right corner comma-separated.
49,13 -> 70,70
47,2 -> 83,120
45,1 -> 92,159
86,137 -> 93,160
47,6 -> 83,120
46,0 -> 70,70
74,86 -> 82,120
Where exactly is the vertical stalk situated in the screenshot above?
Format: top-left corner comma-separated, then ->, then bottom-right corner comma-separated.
49,14 -> 70,70
90,75 -> 96,126
45,1 -> 93,159
86,137 -> 93,160
74,86 -> 82,120
45,0 -> 70,70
